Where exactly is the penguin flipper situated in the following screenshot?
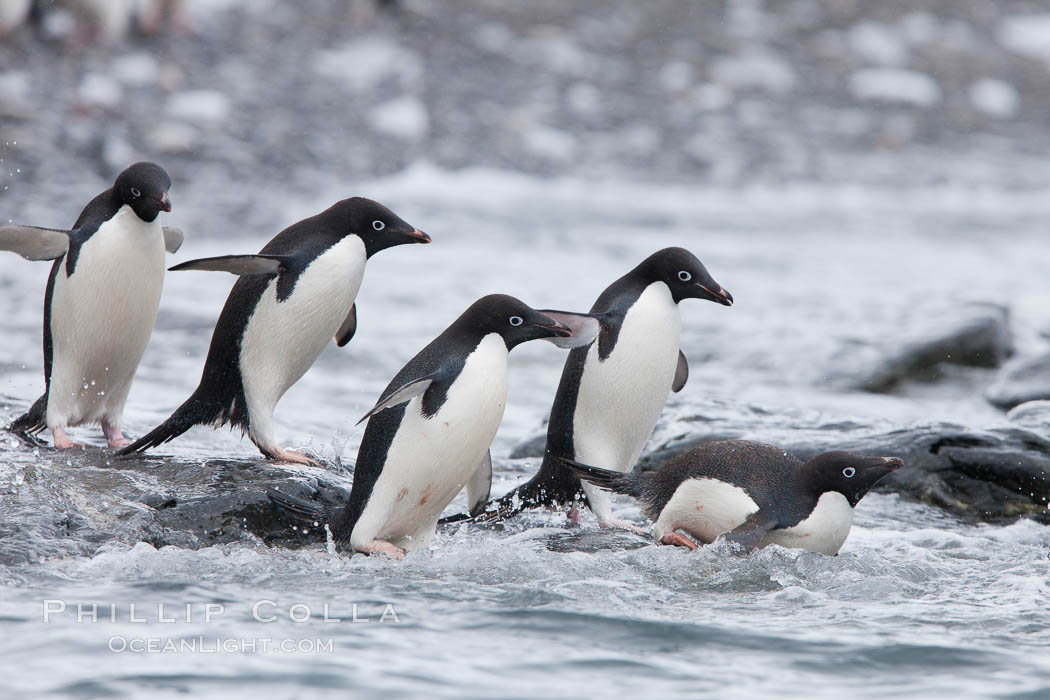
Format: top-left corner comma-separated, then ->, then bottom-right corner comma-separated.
356,375 -> 435,425
536,310 -> 602,349
465,450 -> 492,518
719,511 -> 778,554
0,224 -> 70,261
169,254 -> 287,275
335,304 -> 357,347
673,350 -> 689,393
162,226 -> 184,254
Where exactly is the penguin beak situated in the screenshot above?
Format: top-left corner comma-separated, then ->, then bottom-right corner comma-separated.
881,457 -> 904,471
158,193 -> 172,212
695,282 -> 733,306
404,229 -> 431,244
535,317 -> 572,337
860,456 -> 903,483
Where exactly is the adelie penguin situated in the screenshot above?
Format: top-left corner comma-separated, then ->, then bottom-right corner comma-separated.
1,162 -> 181,448
566,440 -> 903,555
117,197 -> 430,465
269,294 -> 599,559
464,247 -> 732,527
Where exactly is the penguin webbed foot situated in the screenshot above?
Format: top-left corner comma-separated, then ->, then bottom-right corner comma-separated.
102,421 -> 132,448
355,540 -> 405,561
660,531 -> 698,550
266,446 -> 322,467
52,427 -> 89,450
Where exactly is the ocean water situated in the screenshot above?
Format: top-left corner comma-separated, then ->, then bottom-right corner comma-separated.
2,166 -> 1050,698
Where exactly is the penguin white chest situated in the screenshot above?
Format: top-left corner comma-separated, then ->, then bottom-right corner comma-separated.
47,206 -> 166,426
573,282 -> 681,470
762,493 -> 854,555
239,235 -> 366,418
354,334 -> 509,551
653,478 -> 760,544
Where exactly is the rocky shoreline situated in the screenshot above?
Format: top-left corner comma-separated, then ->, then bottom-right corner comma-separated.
2,298 -> 1048,564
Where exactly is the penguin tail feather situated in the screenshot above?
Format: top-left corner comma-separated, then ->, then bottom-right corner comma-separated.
441,454 -> 588,524
7,394 -> 48,443
561,458 -> 642,498
267,488 -> 325,524
115,391 -> 218,457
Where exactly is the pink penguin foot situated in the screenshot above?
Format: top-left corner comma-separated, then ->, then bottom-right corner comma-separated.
51,427 -> 88,450
102,422 -> 131,448
660,531 -> 698,550
355,540 -> 406,560
268,446 -> 321,467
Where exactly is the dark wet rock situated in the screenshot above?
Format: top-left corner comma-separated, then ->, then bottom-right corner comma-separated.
3,401 -> 1049,561
543,530 -> 650,554
641,420 -> 1050,525
0,445 -> 349,562
852,303 -> 1012,392
986,353 -> 1050,409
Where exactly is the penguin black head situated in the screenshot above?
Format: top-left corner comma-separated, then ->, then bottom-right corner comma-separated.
804,452 -> 903,506
115,162 -> 172,222
328,197 -> 431,257
458,294 -> 577,350
637,247 -> 733,306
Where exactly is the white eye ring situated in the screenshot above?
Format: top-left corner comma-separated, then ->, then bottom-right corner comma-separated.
130,187 -> 141,198
843,467 -> 856,478
508,315 -> 523,327
372,220 -> 385,231
678,270 -> 692,282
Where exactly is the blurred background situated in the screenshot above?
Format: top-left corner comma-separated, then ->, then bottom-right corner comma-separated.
2,0 -> 1050,447
2,0 -> 1049,447
2,0 -> 1050,209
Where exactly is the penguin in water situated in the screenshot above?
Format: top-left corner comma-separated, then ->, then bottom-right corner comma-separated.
465,247 -> 732,527
1,162 -> 181,448
117,197 -> 430,465
269,294 -> 599,559
566,440 -> 903,555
